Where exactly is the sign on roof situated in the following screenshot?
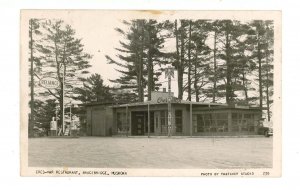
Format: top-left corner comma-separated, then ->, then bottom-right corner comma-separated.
234,104 -> 249,109
150,91 -> 181,104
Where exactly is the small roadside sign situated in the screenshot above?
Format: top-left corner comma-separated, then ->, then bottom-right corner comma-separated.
165,66 -> 174,78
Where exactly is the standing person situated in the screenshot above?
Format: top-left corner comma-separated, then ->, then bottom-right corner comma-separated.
50,117 -> 57,136
71,115 -> 79,136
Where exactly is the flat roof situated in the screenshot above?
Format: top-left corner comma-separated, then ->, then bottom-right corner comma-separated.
110,100 -> 227,108
84,102 -> 115,107
84,100 -> 261,111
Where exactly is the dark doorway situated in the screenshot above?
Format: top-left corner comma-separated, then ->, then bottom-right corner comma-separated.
131,111 -> 154,136
132,112 -> 145,135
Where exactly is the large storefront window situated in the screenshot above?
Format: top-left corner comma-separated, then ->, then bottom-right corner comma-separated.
160,110 -> 182,133
214,113 -> 228,132
160,111 -> 167,133
244,114 -> 255,131
117,112 -> 127,133
232,113 -> 256,132
193,113 -> 228,133
232,113 -> 242,132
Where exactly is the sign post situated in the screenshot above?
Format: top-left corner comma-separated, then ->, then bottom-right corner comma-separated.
39,77 -> 62,134
165,66 -> 174,137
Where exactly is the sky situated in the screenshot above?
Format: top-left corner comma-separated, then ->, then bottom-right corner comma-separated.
47,10 -> 180,96
22,10 -> 280,102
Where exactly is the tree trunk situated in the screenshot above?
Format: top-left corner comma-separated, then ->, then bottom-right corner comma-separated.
194,50 -> 199,102
266,66 -> 270,121
138,21 -> 145,102
225,31 -> 232,104
179,20 -> 185,100
175,20 -> 183,100
265,46 -> 271,121
212,30 -> 217,103
147,42 -> 153,101
258,40 -> 263,111
29,19 -> 34,137
146,25 -> 154,101
187,20 -> 192,101
242,72 -> 248,102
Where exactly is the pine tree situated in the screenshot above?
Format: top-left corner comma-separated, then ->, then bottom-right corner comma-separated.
263,21 -> 274,121
173,20 -> 189,100
35,19 -> 92,127
246,20 -> 274,116
28,18 -> 42,137
74,74 -> 114,103
185,20 -> 211,102
106,20 -> 146,102
34,99 -> 57,135
210,20 -> 223,102
216,20 -> 245,104
106,19 -> 167,101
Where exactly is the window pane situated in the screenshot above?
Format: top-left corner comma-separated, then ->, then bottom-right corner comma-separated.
175,110 -> 182,132
175,110 -> 182,117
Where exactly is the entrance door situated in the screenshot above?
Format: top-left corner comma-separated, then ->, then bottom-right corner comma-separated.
131,112 -> 145,136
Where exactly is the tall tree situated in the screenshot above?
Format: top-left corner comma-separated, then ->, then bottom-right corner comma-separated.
173,20 -> 188,100
190,20 -> 211,102
144,20 -> 171,100
217,20 -> 245,104
106,20 -> 146,102
211,21 -> 221,102
263,21 -> 274,121
106,19 -> 167,101
187,20 -> 192,101
28,18 -> 42,137
37,20 -> 92,127
174,20 -> 182,99
246,20 -> 274,115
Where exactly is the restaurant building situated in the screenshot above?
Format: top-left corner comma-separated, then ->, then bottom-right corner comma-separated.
85,91 -> 262,137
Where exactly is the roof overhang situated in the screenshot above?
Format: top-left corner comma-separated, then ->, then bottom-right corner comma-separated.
110,100 -> 227,108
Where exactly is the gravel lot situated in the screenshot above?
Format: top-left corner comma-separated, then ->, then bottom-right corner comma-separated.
29,137 -> 272,168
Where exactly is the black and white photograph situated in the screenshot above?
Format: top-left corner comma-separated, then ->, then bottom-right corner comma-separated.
20,10 -> 281,176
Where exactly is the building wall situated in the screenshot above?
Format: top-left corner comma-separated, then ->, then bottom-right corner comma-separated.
112,104 -> 190,136
87,104 -> 262,137
191,108 -> 261,136
86,105 -> 113,136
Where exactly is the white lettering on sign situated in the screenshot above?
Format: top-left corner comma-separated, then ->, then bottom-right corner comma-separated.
157,97 -> 181,104
39,77 -> 60,89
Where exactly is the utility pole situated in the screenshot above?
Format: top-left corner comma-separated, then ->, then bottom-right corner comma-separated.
165,66 -> 175,137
